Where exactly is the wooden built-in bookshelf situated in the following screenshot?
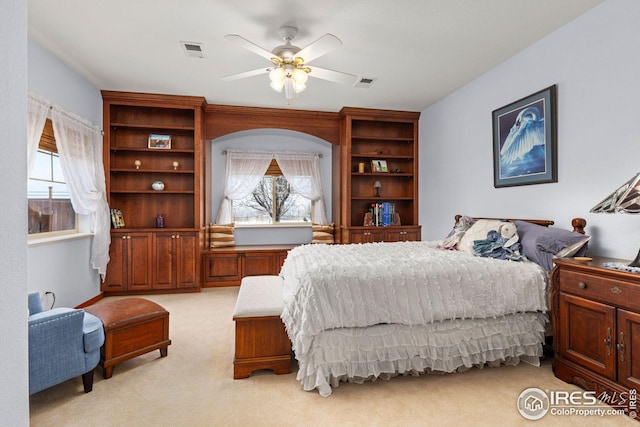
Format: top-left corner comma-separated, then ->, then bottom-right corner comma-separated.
334,107 -> 421,243
101,91 -> 206,294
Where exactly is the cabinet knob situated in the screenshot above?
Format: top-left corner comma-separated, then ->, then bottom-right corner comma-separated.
578,282 -> 586,290
121,236 -> 127,240
611,286 -> 622,295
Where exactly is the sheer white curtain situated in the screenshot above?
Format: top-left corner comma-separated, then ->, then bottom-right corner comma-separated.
216,150 -> 272,224
274,152 -> 328,224
27,94 -> 50,175
51,107 -> 111,279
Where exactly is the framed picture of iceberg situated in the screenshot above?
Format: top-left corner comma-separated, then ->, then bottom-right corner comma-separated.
492,85 -> 557,188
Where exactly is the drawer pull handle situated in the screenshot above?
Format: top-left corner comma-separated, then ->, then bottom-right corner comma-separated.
611,286 -> 622,294
618,332 -> 626,362
578,282 -> 587,290
604,327 -> 613,356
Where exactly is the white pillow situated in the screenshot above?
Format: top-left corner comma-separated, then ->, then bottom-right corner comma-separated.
456,219 -> 509,253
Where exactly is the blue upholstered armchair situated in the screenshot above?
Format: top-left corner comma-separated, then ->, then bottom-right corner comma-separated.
28,292 -> 105,395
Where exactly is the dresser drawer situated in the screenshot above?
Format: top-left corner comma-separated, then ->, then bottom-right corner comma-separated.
559,270 -> 640,312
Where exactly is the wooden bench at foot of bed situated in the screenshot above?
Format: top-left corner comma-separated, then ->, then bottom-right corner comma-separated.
232,275 -> 292,379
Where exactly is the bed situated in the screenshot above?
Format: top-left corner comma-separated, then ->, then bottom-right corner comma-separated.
280,216 -> 589,396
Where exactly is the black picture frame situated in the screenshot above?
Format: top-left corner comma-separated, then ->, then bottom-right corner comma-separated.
492,85 -> 557,188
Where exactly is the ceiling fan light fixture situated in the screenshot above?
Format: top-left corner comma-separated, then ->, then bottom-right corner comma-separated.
270,79 -> 284,92
269,67 -> 285,82
292,68 -> 309,84
269,64 -> 309,97
225,25 -> 360,102
293,82 -> 306,93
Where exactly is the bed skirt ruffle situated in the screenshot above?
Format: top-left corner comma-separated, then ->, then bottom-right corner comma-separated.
295,312 -> 548,397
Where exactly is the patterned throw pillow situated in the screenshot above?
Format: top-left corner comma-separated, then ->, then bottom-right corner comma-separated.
439,215 -> 476,249
312,223 -> 335,244
209,223 -> 235,248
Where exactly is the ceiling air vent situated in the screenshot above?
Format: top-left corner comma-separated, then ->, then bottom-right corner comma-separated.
181,41 -> 204,58
354,77 -> 377,88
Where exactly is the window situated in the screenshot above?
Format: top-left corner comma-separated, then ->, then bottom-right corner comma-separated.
28,119 -> 77,237
233,160 -> 312,224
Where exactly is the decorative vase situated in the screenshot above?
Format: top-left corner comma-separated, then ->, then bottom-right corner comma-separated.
151,180 -> 165,191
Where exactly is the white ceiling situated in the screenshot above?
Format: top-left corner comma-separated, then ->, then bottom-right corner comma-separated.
28,0 -> 603,113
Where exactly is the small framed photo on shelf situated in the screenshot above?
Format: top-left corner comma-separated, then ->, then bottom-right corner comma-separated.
371,159 -> 389,173
148,134 -> 171,149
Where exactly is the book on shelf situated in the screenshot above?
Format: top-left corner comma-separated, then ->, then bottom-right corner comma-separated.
367,202 -> 395,226
110,208 -> 125,228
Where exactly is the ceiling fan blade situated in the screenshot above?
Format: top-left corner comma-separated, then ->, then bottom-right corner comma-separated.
224,34 -> 276,62
296,33 -> 342,63
307,66 -> 360,86
221,67 -> 270,82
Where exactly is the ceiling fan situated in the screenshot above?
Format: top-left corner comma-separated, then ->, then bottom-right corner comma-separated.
222,25 -> 364,101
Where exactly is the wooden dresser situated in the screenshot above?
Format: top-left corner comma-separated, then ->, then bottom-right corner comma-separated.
551,257 -> 640,413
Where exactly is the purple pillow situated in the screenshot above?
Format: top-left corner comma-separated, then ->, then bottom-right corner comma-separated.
514,220 -> 590,272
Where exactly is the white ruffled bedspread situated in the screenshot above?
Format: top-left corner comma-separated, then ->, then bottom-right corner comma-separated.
298,312 -> 548,396
279,241 -> 549,396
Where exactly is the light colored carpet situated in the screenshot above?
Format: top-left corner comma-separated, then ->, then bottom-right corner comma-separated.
30,287 -> 635,427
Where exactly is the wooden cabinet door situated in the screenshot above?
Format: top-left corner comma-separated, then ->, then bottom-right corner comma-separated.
104,234 -> 127,292
349,228 -> 384,244
153,233 -> 176,290
244,251 -> 277,277
127,233 -> 153,290
203,252 -> 242,283
402,227 -> 421,242
559,292 -> 616,380
386,226 -> 421,242
176,232 -> 198,288
617,309 -> 640,389
384,229 -> 404,242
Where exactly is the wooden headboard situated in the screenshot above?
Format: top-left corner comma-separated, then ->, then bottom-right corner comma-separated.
454,215 -> 586,234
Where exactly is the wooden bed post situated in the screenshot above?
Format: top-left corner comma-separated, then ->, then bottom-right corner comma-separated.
571,217 -> 586,234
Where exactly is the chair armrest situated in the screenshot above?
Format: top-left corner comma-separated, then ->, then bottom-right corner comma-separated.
28,307 -> 82,327
29,308 -> 85,358
82,313 -> 104,353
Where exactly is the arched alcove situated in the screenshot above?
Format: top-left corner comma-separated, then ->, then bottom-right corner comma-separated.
209,128 -> 333,245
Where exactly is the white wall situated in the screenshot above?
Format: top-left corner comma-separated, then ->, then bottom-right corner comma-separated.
420,0 -> 640,261
0,0 -> 29,424
27,39 -> 104,307
210,129 -> 333,245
